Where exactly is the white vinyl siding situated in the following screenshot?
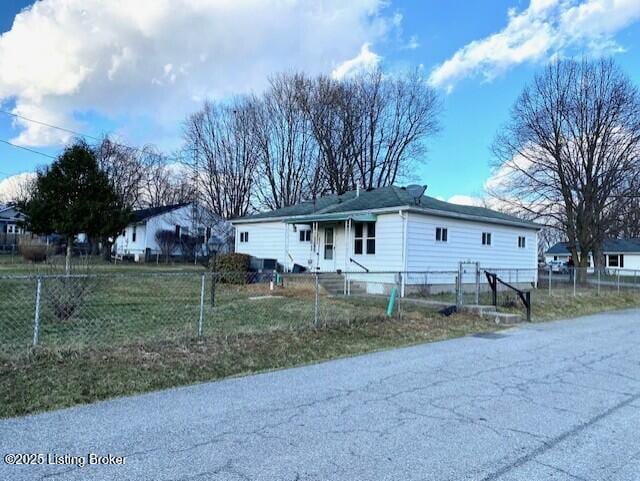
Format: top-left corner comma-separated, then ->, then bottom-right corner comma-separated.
406,212 -> 537,273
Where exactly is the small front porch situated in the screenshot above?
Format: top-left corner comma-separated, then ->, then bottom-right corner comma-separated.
283,213 -> 377,273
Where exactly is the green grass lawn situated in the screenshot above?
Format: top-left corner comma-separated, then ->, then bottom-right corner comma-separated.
3,255 -> 640,419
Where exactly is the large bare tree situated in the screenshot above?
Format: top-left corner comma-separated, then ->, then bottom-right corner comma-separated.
491,58 -> 640,269
251,74 -> 319,209
95,137 -> 152,209
350,69 -> 441,189
183,99 -> 257,219
296,75 -> 360,194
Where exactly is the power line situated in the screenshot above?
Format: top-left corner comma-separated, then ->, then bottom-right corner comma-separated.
0,139 -> 56,159
0,109 -> 101,142
0,109 -> 184,164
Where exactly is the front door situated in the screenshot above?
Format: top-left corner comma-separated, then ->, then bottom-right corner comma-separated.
323,227 -> 335,271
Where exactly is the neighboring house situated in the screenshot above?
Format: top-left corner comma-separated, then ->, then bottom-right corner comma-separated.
113,202 -> 230,261
545,239 -> 640,273
232,185 -> 540,294
0,203 -> 27,235
0,203 -> 28,252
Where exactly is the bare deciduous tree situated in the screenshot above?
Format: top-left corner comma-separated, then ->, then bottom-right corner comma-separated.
252,74 -> 319,209
95,137 -> 151,209
491,58 -> 640,270
183,99 -> 257,219
350,69 -> 441,189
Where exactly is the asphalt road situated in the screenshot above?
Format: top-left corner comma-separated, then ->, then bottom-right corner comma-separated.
2,310 -> 640,481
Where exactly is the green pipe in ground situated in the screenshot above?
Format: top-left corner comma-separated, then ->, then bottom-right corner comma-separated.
387,287 -> 398,316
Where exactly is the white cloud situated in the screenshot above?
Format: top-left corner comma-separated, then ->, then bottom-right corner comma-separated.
0,0 -> 398,146
447,194 -> 485,207
429,0 -> 640,90
0,172 -> 36,202
331,43 -> 382,79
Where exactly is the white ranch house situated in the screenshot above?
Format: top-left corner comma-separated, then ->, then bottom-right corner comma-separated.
232,185 -> 540,294
114,202 -> 228,261
545,239 -> 640,274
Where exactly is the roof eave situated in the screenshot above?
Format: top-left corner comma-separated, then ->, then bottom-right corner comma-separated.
232,204 -> 540,230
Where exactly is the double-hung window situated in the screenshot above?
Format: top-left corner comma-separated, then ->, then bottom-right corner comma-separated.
354,222 -> 376,255
608,254 -> 624,268
518,236 -> 526,248
482,232 -> 492,246
299,229 -> 311,242
239,231 -> 249,243
436,227 -> 448,242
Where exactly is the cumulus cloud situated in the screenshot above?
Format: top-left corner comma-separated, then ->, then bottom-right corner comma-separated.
447,194 -> 485,207
331,43 -> 382,79
429,0 -> 640,91
0,0 -> 398,146
0,172 -> 36,202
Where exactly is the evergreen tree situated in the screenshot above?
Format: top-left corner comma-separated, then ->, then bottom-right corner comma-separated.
21,140 -> 131,273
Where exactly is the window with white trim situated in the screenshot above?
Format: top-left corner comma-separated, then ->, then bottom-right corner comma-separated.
518,236 -> 526,248
239,231 -> 249,243
482,232 -> 492,246
354,222 -> 376,255
299,229 -> 311,242
435,227 -> 448,242
608,254 -> 624,268
354,223 -> 364,254
132,225 -> 137,242
365,222 -> 376,254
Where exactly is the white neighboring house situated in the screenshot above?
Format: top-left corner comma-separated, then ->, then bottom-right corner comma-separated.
0,203 -> 27,235
232,185 -> 540,294
545,239 -> 640,274
113,202 -> 229,261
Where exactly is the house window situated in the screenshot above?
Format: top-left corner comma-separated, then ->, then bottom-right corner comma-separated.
299,229 -> 311,242
354,223 -> 364,254
366,222 -> 376,254
608,254 -> 624,268
518,236 -> 526,248
482,232 -> 492,246
553,255 -> 558,261
353,222 -> 376,254
239,231 -> 249,243
436,227 -> 448,242
132,226 -> 137,243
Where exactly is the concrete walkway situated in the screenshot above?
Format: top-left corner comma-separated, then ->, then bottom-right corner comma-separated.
2,309 -> 640,480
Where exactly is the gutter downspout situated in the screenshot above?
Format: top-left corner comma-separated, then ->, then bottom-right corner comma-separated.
399,210 -> 408,297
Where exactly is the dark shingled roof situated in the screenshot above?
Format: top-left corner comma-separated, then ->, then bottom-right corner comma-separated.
132,203 -> 190,223
547,239 -> 640,255
234,185 -> 538,229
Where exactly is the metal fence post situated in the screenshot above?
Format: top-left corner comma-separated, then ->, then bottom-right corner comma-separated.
32,276 -> 42,347
475,263 -> 480,305
198,272 -> 205,338
314,271 -> 319,327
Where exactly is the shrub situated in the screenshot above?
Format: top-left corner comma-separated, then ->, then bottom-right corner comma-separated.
211,253 -> 251,284
212,253 -> 251,272
18,238 -> 51,263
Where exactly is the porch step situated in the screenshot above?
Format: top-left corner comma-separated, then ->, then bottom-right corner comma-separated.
401,298 -> 525,324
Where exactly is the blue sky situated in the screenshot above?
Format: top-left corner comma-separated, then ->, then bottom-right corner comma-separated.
0,0 -> 640,203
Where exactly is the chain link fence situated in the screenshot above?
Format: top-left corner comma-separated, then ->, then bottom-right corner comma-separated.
2,266 -> 640,360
